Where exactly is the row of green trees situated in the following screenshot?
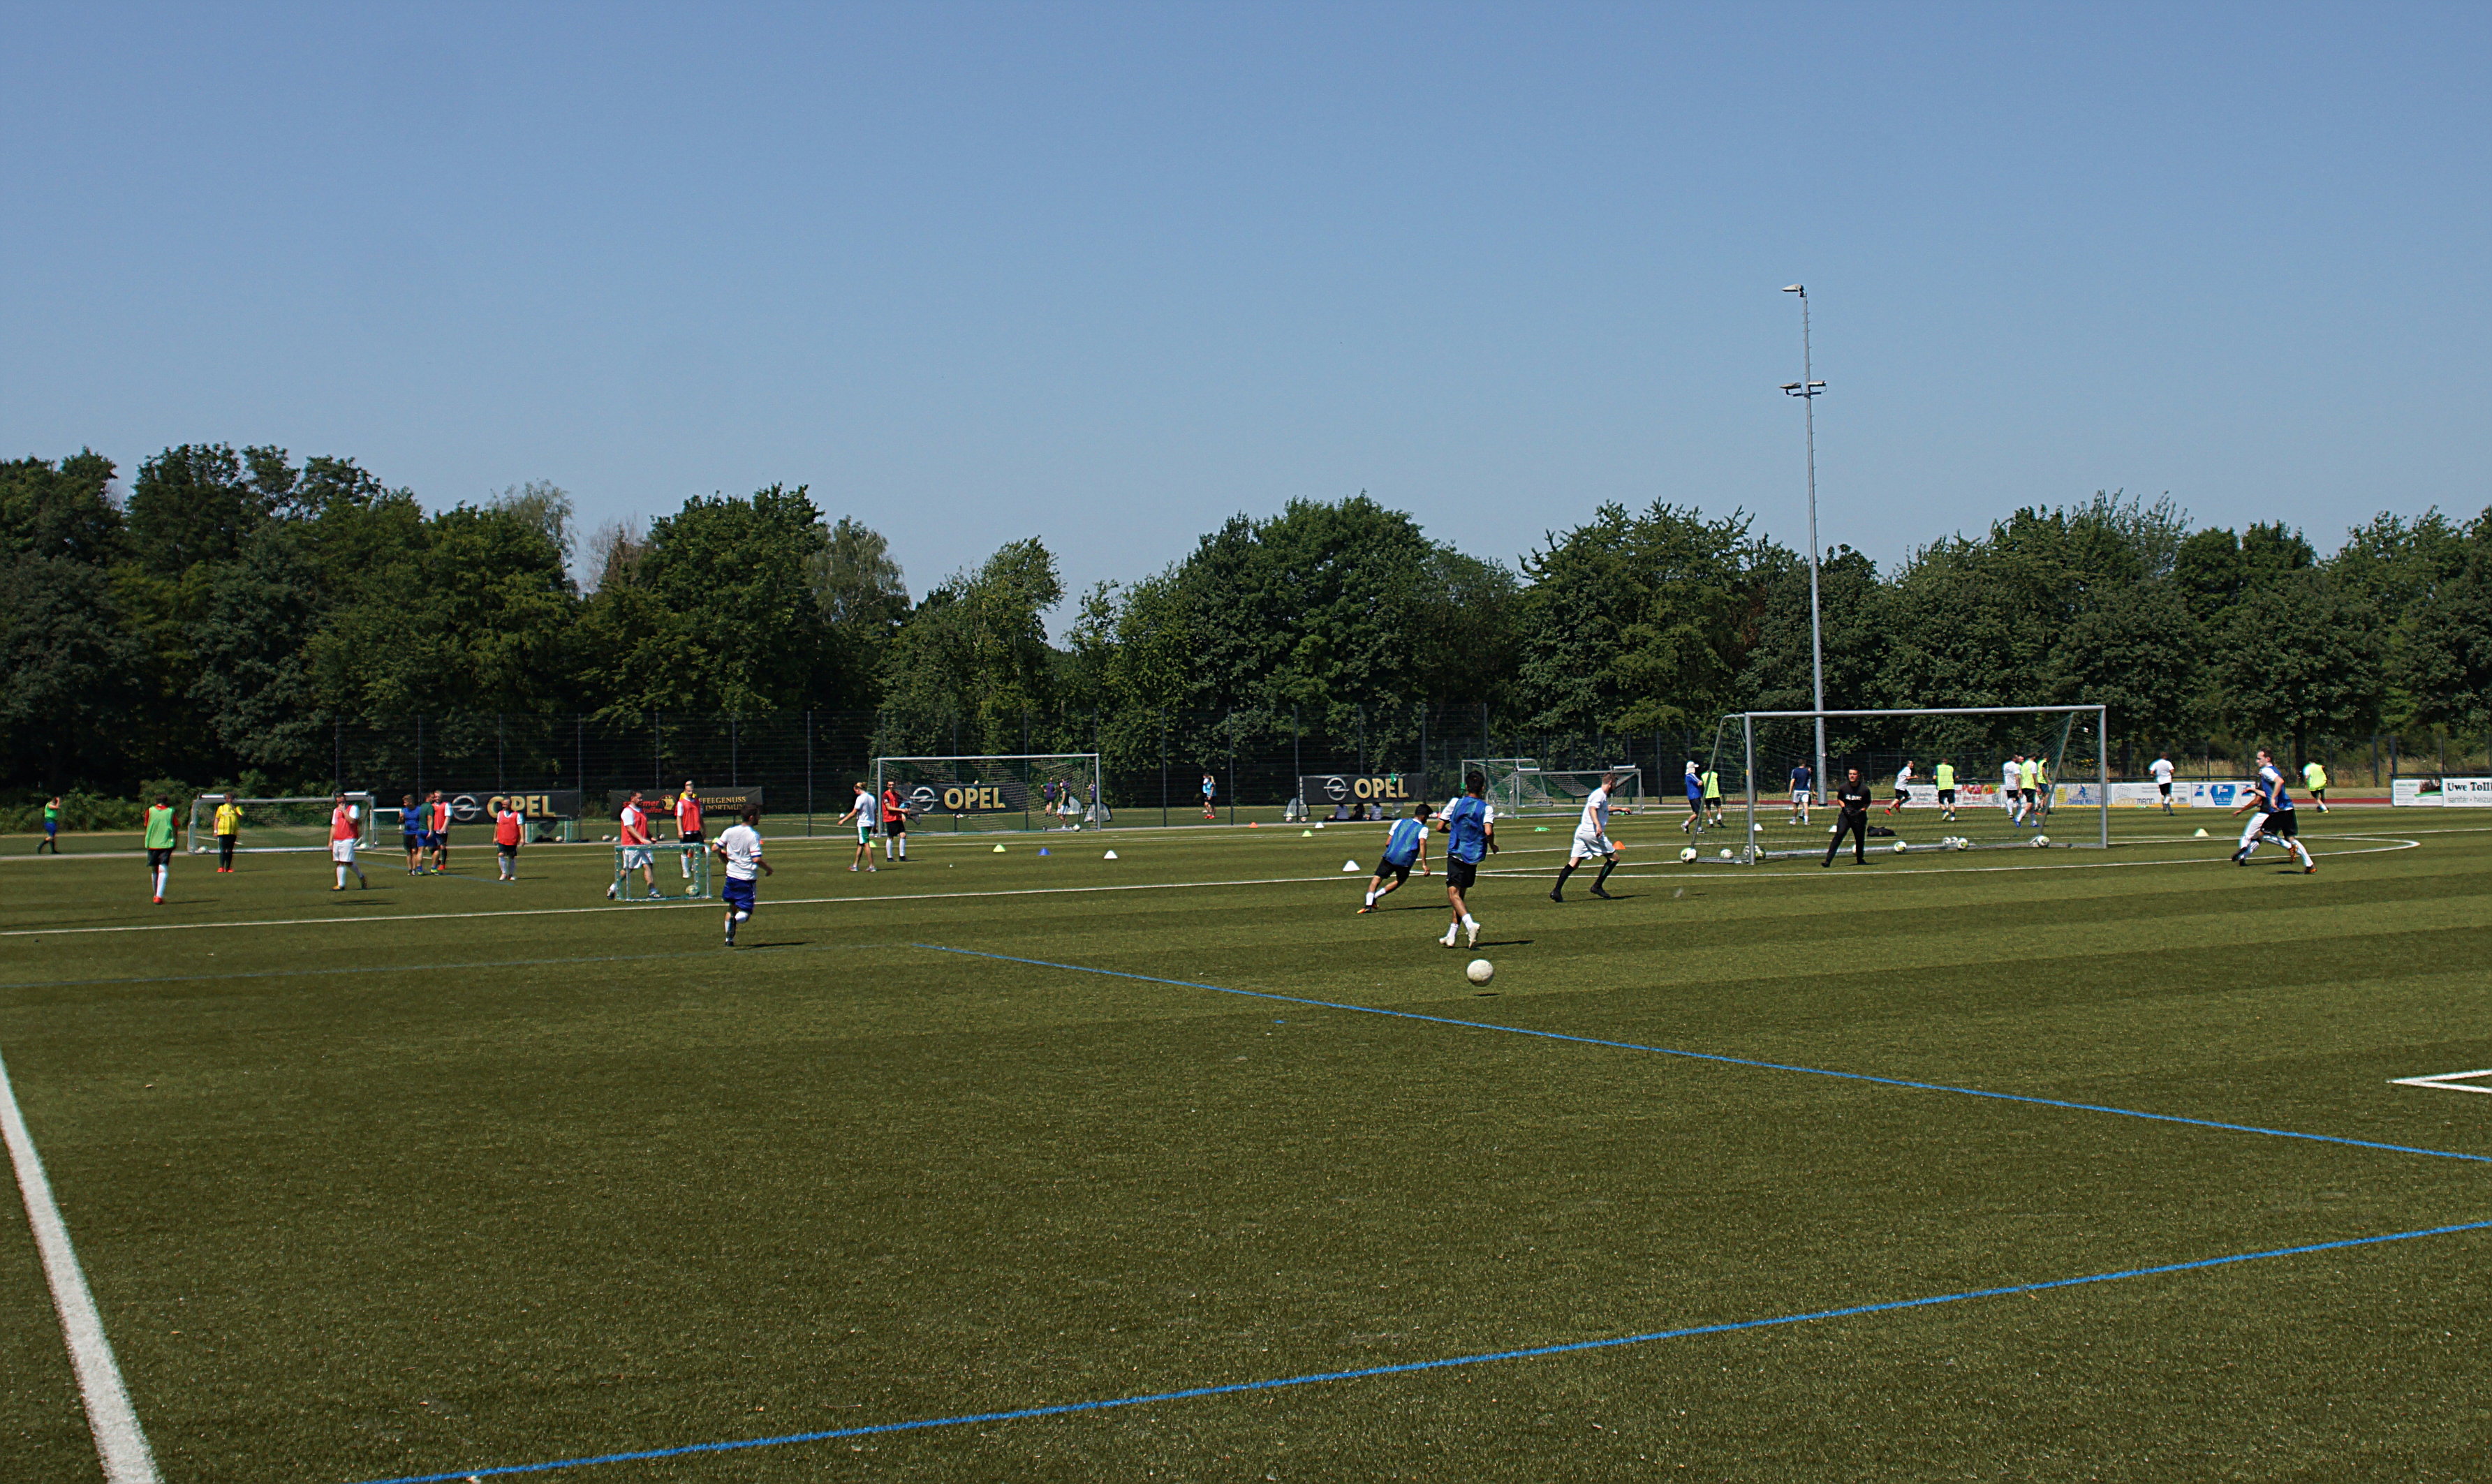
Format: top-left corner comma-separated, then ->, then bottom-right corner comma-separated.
6,441 -> 2488,795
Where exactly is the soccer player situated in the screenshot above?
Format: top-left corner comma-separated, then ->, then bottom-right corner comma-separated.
1702,764 -> 1725,826
2302,757 -> 2330,812
836,782 -> 880,873
493,801 -> 523,881
1550,772 -> 1629,903
1885,760 -> 1915,818
1359,803 -> 1432,912
880,780 -> 910,860
1679,761 -> 1705,834
330,794 -> 369,890
2232,748 -> 2315,873
399,794 -> 424,873
1202,771 -> 1217,821
609,791 -> 656,899
2151,752 -> 2176,814
1822,768 -> 1873,866
214,792 -> 242,871
714,806 -> 772,947
2020,754 -> 2044,826
2002,755 -> 2026,825
674,781 -> 705,882
1432,771 -> 1496,949
143,794 -> 175,903
38,795 -> 62,854
426,790 -> 452,874
1787,761 -> 1813,825
1933,759 -> 1958,822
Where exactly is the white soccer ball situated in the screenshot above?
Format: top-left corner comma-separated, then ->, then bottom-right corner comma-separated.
1953,837 -> 1969,852
1679,846 -> 1698,863
1893,840 -> 1908,853
1718,847 -> 1733,860
2030,834 -> 2050,848
1466,958 -> 1494,985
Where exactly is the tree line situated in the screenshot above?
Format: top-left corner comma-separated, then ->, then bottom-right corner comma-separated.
6,441 -> 2488,801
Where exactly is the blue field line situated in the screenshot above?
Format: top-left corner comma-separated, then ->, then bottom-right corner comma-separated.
343,1217 -> 2492,1484
914,944 -> 2492,1166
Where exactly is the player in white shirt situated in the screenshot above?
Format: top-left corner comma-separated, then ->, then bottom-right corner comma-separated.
836,782 -> 880,873
1549,772 -> 1631,903
713,808 -> 774,947
2150,753 -> 2176,813
2230,748 -> 2315,871
1885,761 -> 1915,818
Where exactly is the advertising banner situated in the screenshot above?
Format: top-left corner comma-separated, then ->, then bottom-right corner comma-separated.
435,789 -> 582,824
2105,782 -> 2167,808
1894,782 -> 2003,808
1299,773 -> 1431,814
2400,776 -> 2492,808
2185,780 -> 2260,809
604,787 -> 764,819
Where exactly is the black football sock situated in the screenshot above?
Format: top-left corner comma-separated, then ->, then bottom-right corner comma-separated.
1592,859 -> 1616,891
1551,863 -> 1577,894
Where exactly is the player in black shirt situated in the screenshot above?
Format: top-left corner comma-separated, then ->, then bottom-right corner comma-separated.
1823,768 -> 1873,866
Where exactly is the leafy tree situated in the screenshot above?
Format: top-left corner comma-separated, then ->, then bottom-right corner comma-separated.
878,538 -> 1063,754
0,554 -> 147,789
2391,508 -> 2492,732
2210,569 -> 2385,759
0,451 -> 121,563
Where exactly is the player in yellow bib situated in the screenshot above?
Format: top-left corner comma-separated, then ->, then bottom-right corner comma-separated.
1933,759 -> 1958,822
2301,759 -> 2329,812
213,794 -> 243,873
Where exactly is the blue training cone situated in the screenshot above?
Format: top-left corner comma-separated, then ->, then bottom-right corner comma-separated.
1038,847 -> 1050,856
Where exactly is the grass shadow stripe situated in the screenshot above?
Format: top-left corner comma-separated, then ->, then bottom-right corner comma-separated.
339,1217 -> 2492,1484
913,944 -> 2491,1166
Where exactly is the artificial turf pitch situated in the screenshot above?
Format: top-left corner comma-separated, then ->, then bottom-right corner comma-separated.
0,812 -> 2486,1482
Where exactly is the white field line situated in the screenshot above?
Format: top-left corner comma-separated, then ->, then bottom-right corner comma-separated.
2390,1069 -> 2492,1095
0,836 -> 2430,942
0,1047 -> 158,1484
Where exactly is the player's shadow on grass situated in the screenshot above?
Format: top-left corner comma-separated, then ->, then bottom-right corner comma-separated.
1471,937 -> 1534,949
736,940 -> 811,950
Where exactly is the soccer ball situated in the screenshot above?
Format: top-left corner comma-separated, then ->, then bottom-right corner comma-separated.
1953,837 -> 1969,852
1679,846 -> 1698,863
1718,847 -> 1733,860
2030,834 -> 2050,848
1466,958 -> 1494,985
1892,840 -> 1908,853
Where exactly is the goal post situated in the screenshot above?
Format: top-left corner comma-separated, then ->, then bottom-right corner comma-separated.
1458,759 -> 1643,817
873,754 -> 1105,833
1710,705 -> 2109,863
187,794 -> 377,853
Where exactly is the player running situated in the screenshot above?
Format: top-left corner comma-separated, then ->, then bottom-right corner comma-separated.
214,792 -> 242,871
329,793 -> 369,891
1702,765 -> 1725,826
2232,748 -> 2315,873
1933,759 -> 1957,822
674,782 -> 705,882
714,807 -> 773,947
494,801 -> 524,881
609,791 -> 657,899
1433,772 -> 1496,949
2003,755 -> 2026,825
1787,762 -> 1813,825
2301,758 -> 2330,812
1550,771 -> 1630,903
881,780 -> 910,860
143,794 -> 175,903
1358,803 -> 1432,912
2019,755 -> 2044,826
1885,760 -> 1915,818
837,782 -> 880,873
2151,752 -> 2176,813
1679,762 -> 1705,834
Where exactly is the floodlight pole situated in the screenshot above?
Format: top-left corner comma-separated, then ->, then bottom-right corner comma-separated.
1781,286 -> 1828,803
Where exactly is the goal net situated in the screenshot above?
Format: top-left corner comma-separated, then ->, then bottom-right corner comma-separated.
1458,759 -> 1644,817
1704,705 -> 2108,862
873,754 -> 1105,833
187,794 -> 376,853
610,841 -> 710,901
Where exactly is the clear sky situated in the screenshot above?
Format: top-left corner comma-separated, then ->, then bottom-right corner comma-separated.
5,3 -> 2485,623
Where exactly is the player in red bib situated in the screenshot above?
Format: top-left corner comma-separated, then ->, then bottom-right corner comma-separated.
494,801 -> 524,882
427,791 -> 452,874
330,794 -> 369,891
674,781 -> 704,885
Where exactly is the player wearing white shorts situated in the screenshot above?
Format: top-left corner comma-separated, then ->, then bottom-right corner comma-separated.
1550,772 -> 1630,903
2151,753 -> 2176,814
328,794 -> 368,891
609,792 -> 656,898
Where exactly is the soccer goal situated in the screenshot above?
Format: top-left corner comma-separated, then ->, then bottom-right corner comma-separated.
1707,705 -> 2109,863
873,754 -> 1105,833
610,841 -> 710,902
186,794 -> 377,854
1459,759 -> 1644,817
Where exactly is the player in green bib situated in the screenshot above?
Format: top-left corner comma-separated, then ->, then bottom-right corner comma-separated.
1933,759 -> 1957,822
1701,767 -> 1724,827
38,796 -> 61,854
144,795 -> 176,903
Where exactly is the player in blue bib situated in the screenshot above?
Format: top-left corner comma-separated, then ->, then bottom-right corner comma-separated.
1357,804 -> 1433,913
1431,773 -> 1497,949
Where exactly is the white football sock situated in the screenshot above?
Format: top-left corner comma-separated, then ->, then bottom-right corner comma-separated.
337,865 -> 349,887
1461,913 -> 1477,928
153,867 -> 167,896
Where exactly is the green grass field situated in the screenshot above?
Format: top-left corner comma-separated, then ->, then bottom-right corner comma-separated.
1,808 -> 2487,1483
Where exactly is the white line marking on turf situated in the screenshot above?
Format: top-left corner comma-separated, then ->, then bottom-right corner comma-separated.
0,835 -> 2431,940
0,1047 -> 159,1484
2391,1069 -> 2492,1095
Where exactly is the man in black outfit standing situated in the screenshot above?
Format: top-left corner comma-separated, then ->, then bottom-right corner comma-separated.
1823,766 -> 1873,866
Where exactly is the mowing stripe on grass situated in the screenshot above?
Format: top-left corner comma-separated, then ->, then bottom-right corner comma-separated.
342,1217 -> 2492,1484
0,1047 -> 160,1484
0,940 -> 899,993
915,945 -> 2492,1166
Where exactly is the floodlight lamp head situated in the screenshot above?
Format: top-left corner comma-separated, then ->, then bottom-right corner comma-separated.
1807,380 -> 1825,388
1783,284 -> 1805,294
1780,382 -> 1802,391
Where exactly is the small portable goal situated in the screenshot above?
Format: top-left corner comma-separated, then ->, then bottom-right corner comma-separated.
611,841 -> 710,902
187,794 -> 377,854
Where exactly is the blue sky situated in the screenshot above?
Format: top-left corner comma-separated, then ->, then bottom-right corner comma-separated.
4,3 -> 2485,623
